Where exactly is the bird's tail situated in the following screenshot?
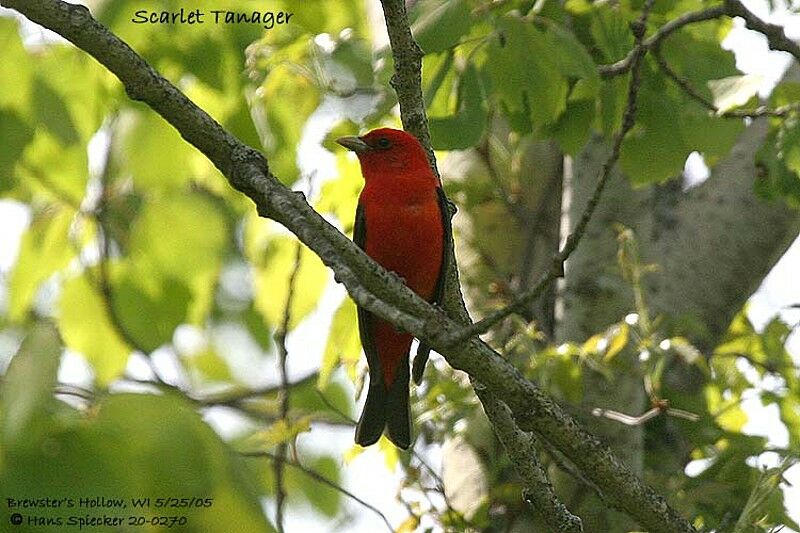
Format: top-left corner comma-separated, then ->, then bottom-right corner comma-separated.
355,358 -> 411,449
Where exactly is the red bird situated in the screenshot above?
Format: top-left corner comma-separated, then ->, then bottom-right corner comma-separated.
337,128 -> 450,449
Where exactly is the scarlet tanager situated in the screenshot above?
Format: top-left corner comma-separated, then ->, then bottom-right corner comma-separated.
336,128 -> 450,449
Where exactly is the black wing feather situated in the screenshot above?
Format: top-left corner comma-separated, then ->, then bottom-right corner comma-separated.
412,187 -> 452,384
353,203 -> 393,447
353,203 -> 383,388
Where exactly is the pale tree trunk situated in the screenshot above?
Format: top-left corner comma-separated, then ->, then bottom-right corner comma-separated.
441,106 -> 799,528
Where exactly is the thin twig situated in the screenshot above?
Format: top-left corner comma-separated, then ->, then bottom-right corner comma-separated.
475,140 -> 530,224
193,372 -> 319,407
273,239 -> 303,533
652,46 -> 800,118
241,450 -> 395,533
599,5 -> 727,78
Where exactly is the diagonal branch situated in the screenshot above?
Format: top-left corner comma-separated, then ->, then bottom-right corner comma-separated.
474,381 -> 583,533
2,1 -> 694,531
600,0 -> 800,79
599,5 -> 727,78
652,45 -> 800,118
723,0 -> 800,61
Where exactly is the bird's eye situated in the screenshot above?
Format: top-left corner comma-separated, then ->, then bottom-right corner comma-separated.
376,137 -> 391,149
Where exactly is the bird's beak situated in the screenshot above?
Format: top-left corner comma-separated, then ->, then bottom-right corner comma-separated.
336,136 -> 370,153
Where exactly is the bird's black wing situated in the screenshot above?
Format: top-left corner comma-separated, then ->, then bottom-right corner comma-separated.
412,186 -> 453,384
353,203 -> 394,447
353,203 -> 382,389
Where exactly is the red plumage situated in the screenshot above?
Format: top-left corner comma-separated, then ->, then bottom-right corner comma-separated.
337,128 -> 450,449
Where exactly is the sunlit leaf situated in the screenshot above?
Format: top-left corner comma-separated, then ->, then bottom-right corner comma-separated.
485,14 -> 568,130
252,236 -> 328,330
0,323 -> 61,449
319,299 -> 361,389
708,74 -> 763,114
127,192 -> 230,323
251,416 -> 313,448
122,110 -> 198,192
58,274 -> 131,385
8,207 -> 76,322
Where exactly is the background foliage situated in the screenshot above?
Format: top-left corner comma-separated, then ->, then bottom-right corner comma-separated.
1,0 -> 799,531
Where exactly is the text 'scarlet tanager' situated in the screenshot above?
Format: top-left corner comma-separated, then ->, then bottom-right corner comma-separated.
336,128 -> 450,449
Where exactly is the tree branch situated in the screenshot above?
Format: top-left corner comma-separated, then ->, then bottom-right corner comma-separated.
2,1 -> 695,530
723,0 -> 800,62
272,240 -> 302,533
379,0 -> 438,174
652,45 -> 800,118
599,5 -> 727,78
474,381 -> 583,533
599,0 -> 800,79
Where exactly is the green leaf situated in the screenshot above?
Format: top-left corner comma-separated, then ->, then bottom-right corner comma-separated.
280,0 -> 369,35
32,75 -> 81,146
19,132 -> 89,204
314,152 -> 362,231
319,299 -> 361,388
58,274 -> 131,385
252,417 -> 313,447
0,18 -> 33,110
604,323 -> 629,361
552,95 -> 595,154
122,110 -> 198,192
589,7 -> 633,63
8,207 -> 76,322
1,323 -> 61,449
597,75 -> 628,137
486,14 -> 569,130
778,392 -> 800,449
127,192 -> 230,323
252,237 -> 328,330
1,392 -> 273,532
661,24 -> 739,102
185,347 -> 235,382
110,265 -> 193,352
619,66 -> 690,184
708,74 -> 763,114
770,81 -> 800,109
0,109 -> 34,187
285,455 -> 341,517
429,63 -> 488,149
129,193 -> 228,279
756,119 -> 800,203
412,0 -> 473,55
545,24 -> 599,93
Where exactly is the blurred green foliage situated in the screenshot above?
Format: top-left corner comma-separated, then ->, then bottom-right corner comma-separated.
1,0 -> 799,531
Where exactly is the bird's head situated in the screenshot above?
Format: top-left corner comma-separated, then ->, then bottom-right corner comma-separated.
336,128 -> 434,183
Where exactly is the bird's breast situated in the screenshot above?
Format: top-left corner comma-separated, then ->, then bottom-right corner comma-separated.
360,188 -> 444,300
